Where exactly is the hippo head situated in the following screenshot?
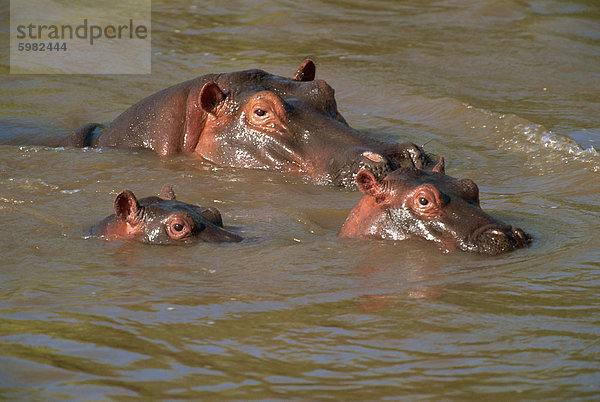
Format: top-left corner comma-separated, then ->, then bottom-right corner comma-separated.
193,60 -> 430,187
90,185 -> 242,244
339,158 -> 531,255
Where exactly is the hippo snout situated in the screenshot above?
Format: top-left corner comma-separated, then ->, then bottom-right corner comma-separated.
331,150 -> 393,188
199,225 -> 243,243
392,142 -> 431,170
359,151 -> 393,181
466,224 -> 532,255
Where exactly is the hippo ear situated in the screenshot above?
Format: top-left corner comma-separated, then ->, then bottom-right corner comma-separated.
432,156 -> 446,174
199,82 -> 226,115
198,206 -> 224,227
356,169 -> 384,198
291,59 -> 316,82
159,184 -> 176,200
114,190 -> 141,222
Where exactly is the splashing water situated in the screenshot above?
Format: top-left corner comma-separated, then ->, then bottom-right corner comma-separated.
460,104 -> 600,173
503,123 -> 600,173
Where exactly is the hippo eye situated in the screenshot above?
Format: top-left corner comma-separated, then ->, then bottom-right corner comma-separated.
254,109 -> 267,117
170,221 -> 187,233
166,216 -> 193,240
413,185 -> 443,216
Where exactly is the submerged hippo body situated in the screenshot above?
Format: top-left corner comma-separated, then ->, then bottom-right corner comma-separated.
61,60 -> 429,187
339,158 -> 531,255
90,185 -> 242,244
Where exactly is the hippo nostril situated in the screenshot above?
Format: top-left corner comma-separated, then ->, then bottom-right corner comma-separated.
512,227 -> 531,248
471,224 -> 502,240
465,224 -> 517,254
468,224 -> 532,254
361,151 -> 384,163
358,152 -> 392,180
396,143 -> 428,169
483,226 -> 511,243
331,150 -> 392,188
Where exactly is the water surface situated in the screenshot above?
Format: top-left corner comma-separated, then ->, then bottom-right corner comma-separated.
1,0 -> 599,399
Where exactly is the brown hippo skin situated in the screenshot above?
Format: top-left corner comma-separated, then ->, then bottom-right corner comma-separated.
339,158 -> 531,255
90,185 -> 242,244
60,60 -> 430,187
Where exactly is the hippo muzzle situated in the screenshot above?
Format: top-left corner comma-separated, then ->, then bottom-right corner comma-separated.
331,151 -> 394,187
462,224 -> 532,255
330,142 -> 429,188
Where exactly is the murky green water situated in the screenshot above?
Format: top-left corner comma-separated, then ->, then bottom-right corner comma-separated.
1,0 -> 599,399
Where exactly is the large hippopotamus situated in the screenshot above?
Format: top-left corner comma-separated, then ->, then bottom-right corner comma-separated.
90,185 -> 242,244
339,158 -> 531,255
60,60 -> 430,187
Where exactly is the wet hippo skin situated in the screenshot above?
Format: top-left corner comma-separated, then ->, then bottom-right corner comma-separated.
339,158 -> 531,255
90,185 -> 242,244
60,60 -> 432,187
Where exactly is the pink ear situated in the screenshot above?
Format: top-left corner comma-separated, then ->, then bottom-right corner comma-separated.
199,81 -> 225,114
291,59 -> 316,82
114,190 -> 140,221
356,169 -> 384,197
432,156 -> 445,174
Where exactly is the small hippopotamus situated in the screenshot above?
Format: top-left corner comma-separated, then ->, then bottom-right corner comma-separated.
59,60 -> 431,187
339,158 -> 531,255
90,185 -> 242,244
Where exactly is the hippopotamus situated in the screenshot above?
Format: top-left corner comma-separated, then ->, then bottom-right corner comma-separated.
90,185 -> 242,244
339,158 -> 531,255
59,60 -> 430,187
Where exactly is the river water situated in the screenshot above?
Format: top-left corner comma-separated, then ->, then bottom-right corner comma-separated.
1,0 -> 599,399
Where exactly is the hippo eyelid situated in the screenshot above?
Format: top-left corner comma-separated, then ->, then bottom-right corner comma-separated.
414,184 -> 439,200
247,109 -> 289,134
411,184 -> 447,216
166,214 -> 195,240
